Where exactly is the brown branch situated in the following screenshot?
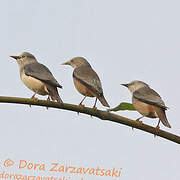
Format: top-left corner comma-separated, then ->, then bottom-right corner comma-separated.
0,96 -> 179,144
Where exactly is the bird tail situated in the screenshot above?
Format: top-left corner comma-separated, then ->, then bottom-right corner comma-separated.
46,84 -> 63,103
98,95 -> 110,107
155,107 -> 171,128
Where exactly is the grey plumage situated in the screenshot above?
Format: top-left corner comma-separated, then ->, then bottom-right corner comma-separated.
24,63 -> 62,88
133,86 -> 168,110
73,64 -> 103,96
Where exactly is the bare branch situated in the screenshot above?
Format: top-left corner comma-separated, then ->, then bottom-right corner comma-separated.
0,96 -> 179,144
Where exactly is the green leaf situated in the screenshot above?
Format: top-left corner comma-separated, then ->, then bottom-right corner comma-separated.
109,102 -> 136,112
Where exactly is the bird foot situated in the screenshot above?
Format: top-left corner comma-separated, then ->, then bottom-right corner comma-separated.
136,119 -> 143,124
153,126 -> 160,138
155,125 -> 160,129
93,107 -> 97,111
31,96 -> 38,101
77,104 -> 84,115
79,103 -> 85,107
45,97 -> 51,110
47,96 -> 51,101
29,95 -> 38,108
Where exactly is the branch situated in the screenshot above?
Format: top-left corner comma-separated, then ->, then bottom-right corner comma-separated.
0,96 -> 179,144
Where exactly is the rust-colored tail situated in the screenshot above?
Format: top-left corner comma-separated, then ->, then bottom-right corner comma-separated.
98,95 -> 110,107
155,107 -> 171,128
46,84 -> 63,103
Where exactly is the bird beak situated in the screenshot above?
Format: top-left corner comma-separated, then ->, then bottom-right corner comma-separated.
121,83 -> 129,87
10,55 -> 19,60
61,61 -> 70,65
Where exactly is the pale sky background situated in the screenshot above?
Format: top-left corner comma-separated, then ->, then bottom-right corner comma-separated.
0,0 -> 180,179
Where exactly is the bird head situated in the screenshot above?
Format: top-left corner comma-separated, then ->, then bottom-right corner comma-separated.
61,57 -> 90,68
10,52 -> 37,66
121,80 -> 149,93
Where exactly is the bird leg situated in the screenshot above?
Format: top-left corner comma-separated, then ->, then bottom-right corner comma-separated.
79,96 -> 86,107
156,119 -> 161,129
46,96 -> 51,110
131,116 -> 144,130
136,116 -> 144,123
89,98 -> 98,118
93,98 -> 98,110
154,120 -> 161,138
29,93 -> 38,107
77,96 -> 87,115
47,96 -> 51,101
31,93 -> 38,100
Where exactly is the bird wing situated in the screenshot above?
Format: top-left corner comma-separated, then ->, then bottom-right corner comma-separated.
133,87 -> 168,109
24,63 -> 62,88
73,65 -> 103,96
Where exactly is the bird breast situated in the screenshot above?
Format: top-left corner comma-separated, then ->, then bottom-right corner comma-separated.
132,97 -> 158,118
21,71 -> 49,95
73,78 -> 95,97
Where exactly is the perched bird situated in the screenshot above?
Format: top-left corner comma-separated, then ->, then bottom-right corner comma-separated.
121,80 -> 171,128
10,52 -> 63,103
62,57 -> 109,108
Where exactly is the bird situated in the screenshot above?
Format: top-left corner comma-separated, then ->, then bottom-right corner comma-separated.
61,57 -> 109,108
10,52 -> 63,103
121,80 -> 171,128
